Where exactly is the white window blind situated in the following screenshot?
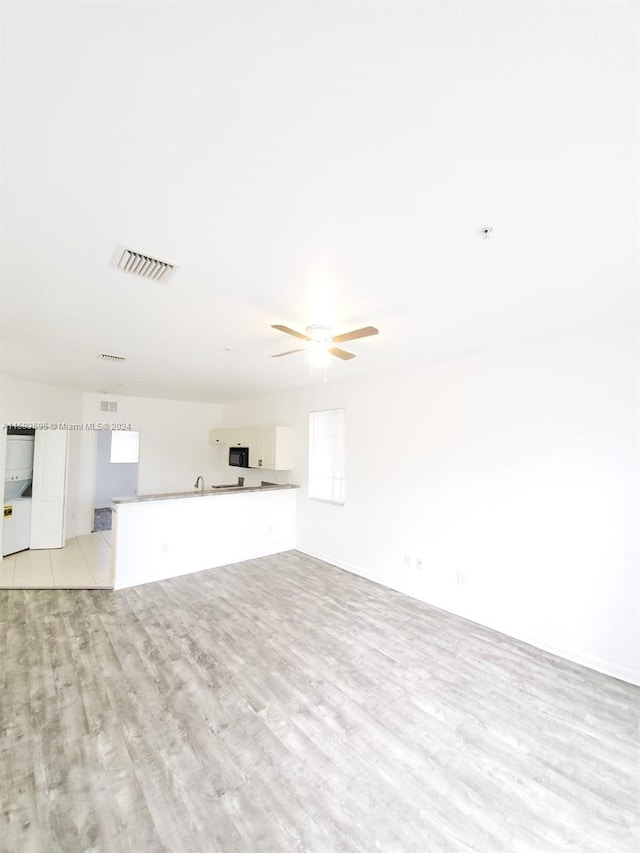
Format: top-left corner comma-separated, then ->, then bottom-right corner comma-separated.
110,430 -> 140,464
308,409 -> 345,504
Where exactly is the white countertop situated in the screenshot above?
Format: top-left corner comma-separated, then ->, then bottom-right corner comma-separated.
112,483 -> 298,505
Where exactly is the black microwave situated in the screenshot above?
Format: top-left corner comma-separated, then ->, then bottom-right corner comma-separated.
229,446 -> 250,468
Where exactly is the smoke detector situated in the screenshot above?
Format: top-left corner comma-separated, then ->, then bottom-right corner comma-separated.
112,245 -> 178,282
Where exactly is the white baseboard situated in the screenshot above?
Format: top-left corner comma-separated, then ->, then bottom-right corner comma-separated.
297,547 -> 640,687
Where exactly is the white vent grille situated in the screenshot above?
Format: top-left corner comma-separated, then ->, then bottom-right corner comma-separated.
114,246 -> 176,282
100,401 -> 118,412
99,353 -> 126,362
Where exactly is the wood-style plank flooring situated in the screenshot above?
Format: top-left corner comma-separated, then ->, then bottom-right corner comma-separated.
1,550 -> 638,852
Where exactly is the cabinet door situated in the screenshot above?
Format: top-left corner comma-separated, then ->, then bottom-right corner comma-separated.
260,428 -> 277,469
273,426 -> 293,470
209,427 -> 252,446
227,428 -> 251,447
248,429 -> 265,468
252,427 -> 291,470
209,428 -> 231,445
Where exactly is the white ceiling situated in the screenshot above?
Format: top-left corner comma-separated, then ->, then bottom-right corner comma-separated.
1,1 -> 637,403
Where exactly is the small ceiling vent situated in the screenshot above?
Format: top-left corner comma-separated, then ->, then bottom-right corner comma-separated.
113,245 -> 177,282
100,401 -> 118,412
98,353 -> 126,362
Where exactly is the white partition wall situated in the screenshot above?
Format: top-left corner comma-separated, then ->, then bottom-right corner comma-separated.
113,489 -> 296,589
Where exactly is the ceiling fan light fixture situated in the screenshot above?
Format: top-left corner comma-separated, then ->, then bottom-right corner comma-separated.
308,343 -> 331,368
270,321 -> 377,362
306,325 -> 332,344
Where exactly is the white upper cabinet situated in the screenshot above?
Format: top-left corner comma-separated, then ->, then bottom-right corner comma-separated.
209,428 -> 232,445
249,426 -> 292,470
270,426 -> 293,470
227,427 -> 252,447
209,427 -> 251,446
210,425 -> 292,470
248,429 -> 265,469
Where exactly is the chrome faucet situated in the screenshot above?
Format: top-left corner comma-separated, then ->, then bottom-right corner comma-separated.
194,475 -> 205,491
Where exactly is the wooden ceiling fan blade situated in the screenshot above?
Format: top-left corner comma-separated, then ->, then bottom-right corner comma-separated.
271,324 -> 311,341
331,325 -> 379,344
271,348 -> 305,358
328,347 -> 356,361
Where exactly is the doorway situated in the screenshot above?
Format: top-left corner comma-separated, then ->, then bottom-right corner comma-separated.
3,427 -> 35,557
2,426 -> 68,558
93,429 -> 140,532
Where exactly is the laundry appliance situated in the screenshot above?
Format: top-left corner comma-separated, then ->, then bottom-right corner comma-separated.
3,434 -> 35,556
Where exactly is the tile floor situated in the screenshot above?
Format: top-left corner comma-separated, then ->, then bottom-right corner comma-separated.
0,530 -> 113,589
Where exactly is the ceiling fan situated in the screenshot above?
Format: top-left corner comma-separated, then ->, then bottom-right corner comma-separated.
271,324 -> 379,360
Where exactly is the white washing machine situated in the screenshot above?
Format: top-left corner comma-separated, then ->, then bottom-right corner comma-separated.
3,435 -> 35,556
3,497 -> 32,556
4,435 -> 35,498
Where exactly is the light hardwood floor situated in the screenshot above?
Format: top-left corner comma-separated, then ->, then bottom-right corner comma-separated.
1,551 -> 638,852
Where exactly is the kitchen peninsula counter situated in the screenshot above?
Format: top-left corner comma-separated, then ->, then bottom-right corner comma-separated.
112,484 -> 298,589
112,483 -> 298,504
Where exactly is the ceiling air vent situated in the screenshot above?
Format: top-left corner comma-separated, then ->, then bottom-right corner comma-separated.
113,245 -> 177,282
99,353 -> 126,362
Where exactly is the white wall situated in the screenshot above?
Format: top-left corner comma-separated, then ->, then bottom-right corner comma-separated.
223,329 -> 639,685
77,393 -> 224,535
94,428 -> 139,507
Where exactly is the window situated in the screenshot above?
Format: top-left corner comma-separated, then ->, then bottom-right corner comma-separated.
110,430 -> 140,464
308,409 -> 345,504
